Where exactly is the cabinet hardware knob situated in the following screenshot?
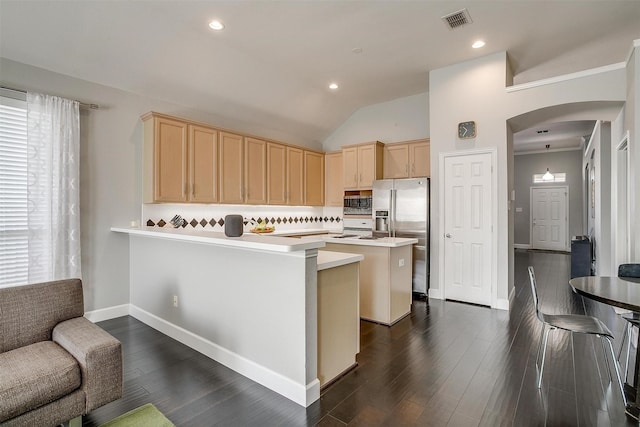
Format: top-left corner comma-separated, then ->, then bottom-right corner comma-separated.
445,233 -> 452,238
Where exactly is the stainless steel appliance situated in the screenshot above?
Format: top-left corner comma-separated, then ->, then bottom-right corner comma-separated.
342,217 -> 373,237
343,195 -> 372,216
372,178 -> 430,294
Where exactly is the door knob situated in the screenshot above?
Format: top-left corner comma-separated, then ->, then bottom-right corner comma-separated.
445,233 -> 452,238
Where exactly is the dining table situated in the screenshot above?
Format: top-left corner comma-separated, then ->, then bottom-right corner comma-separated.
569,275 -> 640,420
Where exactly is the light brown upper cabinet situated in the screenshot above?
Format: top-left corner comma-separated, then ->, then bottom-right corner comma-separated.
342,141 -> 384,190
304,151 -> 325,206
383,139 -> 430,178
142,111 -> 329,206
189,125 -> 218,203
142,113 -> 217,203
218,131 -> 244,204
324,151 -> 343,207
244,137 -> 267,204
287,147 -> 304,206
267,142 -> 287,205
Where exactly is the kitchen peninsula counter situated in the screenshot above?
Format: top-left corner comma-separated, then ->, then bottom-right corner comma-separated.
111,225 -> 326,407
111,226 -> 326,252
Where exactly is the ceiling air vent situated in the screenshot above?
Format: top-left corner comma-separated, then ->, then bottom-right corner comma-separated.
441,8 -> 472,30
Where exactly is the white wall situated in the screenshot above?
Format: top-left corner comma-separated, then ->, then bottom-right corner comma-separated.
583,121 -> 613,275
429,51 -> 627,307
0,58 -> 322,312
322,92 -> 429,151
625,44 -> 640,261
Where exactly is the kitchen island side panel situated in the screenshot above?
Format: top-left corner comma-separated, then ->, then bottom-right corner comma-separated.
128,235 -> 318,406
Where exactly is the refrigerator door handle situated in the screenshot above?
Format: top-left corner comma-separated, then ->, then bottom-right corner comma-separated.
391,189 -> 397,237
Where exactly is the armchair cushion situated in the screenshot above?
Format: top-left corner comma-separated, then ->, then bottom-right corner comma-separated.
0,341 -> 81,422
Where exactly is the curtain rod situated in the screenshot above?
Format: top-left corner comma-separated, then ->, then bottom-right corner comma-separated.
0,86 -> 100,110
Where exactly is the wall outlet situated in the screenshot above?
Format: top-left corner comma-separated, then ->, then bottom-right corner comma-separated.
172,295 -> 178,307
399,259 -> 405,267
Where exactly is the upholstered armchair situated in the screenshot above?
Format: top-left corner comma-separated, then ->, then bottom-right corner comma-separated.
0,279 -> 123,426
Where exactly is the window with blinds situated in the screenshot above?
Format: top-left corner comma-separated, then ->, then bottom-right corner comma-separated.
0,96 -> 28,287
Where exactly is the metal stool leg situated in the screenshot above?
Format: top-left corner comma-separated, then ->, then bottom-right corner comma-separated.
617,322 -> 628,361
624,323 -> 633,382
600,336 -> 613,382
536,324 -> 546,366
537,326 -> 553,388
604,336 -> 628,407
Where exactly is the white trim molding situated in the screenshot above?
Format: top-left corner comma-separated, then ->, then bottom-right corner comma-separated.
506,62 -> 626,93
129,305 -> 319,407
514,243 -> 531,250
84,304 -> 130,323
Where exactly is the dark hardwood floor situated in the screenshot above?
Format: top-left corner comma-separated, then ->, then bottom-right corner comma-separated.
84,250 -> 637,426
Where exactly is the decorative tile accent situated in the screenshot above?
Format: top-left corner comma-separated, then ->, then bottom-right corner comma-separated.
146,215 -> 342,229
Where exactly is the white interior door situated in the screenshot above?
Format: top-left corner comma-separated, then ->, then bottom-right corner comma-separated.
443,152 -> 493,306
531,187 -> 568,251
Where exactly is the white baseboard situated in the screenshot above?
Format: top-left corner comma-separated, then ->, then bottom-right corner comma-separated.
429,288 -> 444,300
514,244 -> 530,250
129,305 -> 318,407
84,304 -> 130,323
494,287 -> 515,311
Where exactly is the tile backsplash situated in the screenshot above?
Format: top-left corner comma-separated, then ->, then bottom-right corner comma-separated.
142,204 -> 343,232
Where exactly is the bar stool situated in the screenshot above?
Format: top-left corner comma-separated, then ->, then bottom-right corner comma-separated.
528,266 -> 627,405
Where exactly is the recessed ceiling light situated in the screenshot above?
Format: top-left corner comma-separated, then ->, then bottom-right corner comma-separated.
208,20 -> 225,31
329,83 -> 339,90
472,40 -> 485,49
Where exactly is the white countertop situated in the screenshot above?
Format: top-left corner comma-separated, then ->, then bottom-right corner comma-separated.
111,226 -> 326,253
308,235 -> 418,248
316,250 -> 364,271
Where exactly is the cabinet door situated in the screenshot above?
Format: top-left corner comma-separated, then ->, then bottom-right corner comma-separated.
342,147 -> 358,189
324,151 -> 343,207
287,147 -> 304,206
409,140 -> 430,177
304,151 -> 324,206
267,142 -> 287,205
244,137 -> 267,204
188,125 -> 217,203
383,144 -> 409,179
155,117 -> 188,202
218,131 -> 244,204
357,145 -> 377,189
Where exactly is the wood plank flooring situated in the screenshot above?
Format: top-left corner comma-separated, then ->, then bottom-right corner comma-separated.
84,250 -> 637,426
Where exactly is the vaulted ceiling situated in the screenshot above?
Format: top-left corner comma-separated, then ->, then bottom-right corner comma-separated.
1,1 -> 639,148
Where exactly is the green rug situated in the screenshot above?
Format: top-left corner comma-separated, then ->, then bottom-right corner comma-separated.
100,403 -> 174,427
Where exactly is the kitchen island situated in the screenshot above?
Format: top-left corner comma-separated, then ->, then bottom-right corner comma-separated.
111,226 -> 361,407
314,235 -> 418,325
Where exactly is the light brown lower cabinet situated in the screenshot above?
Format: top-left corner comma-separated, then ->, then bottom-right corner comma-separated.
317,261 -> 359,387
324,243 -> 412,325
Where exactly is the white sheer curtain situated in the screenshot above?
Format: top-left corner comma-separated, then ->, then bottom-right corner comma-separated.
26,92 -> 81,282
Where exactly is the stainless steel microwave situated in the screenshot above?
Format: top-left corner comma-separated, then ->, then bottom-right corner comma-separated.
343,195 -> 372,216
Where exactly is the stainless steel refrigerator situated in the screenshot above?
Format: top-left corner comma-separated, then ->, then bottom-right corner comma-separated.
372,178 -> 430,295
